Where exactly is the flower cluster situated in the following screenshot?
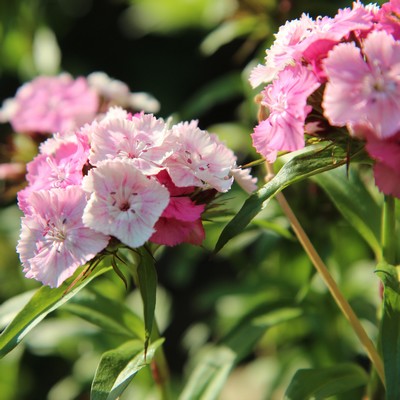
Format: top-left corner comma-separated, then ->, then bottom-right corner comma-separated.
250,0 -> 400,198
16,107 -> 256,288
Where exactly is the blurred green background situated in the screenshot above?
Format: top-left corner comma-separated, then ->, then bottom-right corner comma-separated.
0,0 -> 387,399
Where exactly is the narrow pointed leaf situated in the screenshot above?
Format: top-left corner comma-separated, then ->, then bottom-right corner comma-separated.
137,249 -> 158,350
284,364 -> 368,399
91,338 -> 164,400
215,142 -> 367,253
0,264 -> 112,358
375,262 -> 400,400
62,288 -> 145,339
312,166 -> 381,256
180,303 -> 302,400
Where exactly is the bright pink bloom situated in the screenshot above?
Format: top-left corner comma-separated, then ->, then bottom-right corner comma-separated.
82,159 -> 169,248
251,64 -> 320,162
17,186 -> 109,288
3,74 -> 98,134
89,111 -> 172,175
323,30 -> 400,139
166,121 -> 235,192
377,0 -> 400,39
366,133 -> 400,198
150,170 -> 206,246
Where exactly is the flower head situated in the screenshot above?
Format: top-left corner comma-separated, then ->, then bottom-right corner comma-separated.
17,186 -> 109,288
82,159 -> 170,248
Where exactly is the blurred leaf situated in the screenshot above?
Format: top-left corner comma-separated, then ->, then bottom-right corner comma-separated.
62,288 -> 145,340
180,73 -> 243,120
179,346 -> 235,400
0,263 -> 112,358
200,16 -> 259,56
91,338 -> 164,400
180,303 -> 302,400
376,262 -> 400,400
312,167 -> 381,257
284,363 -> 368,399
215,141 -> 368,253
137,248 -> 158,352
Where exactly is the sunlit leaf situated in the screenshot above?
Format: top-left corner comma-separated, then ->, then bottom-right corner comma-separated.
376,262 -> 400,400
0,264 -> 112,358
215,142 -> 367,253
180,302 -> 302,400
284,363 -> 368,399
91,338 -> 164,400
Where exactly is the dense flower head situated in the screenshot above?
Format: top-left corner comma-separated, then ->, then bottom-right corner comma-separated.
250,0 -> 400,198
16,106 -> 255,287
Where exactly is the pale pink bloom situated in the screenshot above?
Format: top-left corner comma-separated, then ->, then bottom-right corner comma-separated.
87,72 -> 160,113
17,186 -> 109,288
82,159 -> 169,248
166,121 -> 235,192
366,133 -> 400,198
249,14 -> 315,87
0,162 -> 26,181
230,167 -> 258,194
89,112 -> 172,175
252,64 -> 320,162
3,74 -> 98,134
323,30 -> 400,139
150,170 -> 206,246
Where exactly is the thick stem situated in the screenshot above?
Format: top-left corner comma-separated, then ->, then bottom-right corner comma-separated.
264,162 -> 386,387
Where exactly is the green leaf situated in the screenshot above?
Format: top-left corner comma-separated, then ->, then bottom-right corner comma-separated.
179,346 -> 236,400
180,304 -> 302,400
62,288 -> 145,340
215,142 -> 366,253
137,248 -> 158,351
312,166 -> 381,257
284,363 -> 368,399
375,262 -> 400,400
91,338 -> 164,400
0,264 -> 112,358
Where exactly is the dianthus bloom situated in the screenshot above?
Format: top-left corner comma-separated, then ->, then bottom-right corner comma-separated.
249,0 -> 400,198
17,186 -> 109,288
1,74 -> 99,134
17,107 -> 255,287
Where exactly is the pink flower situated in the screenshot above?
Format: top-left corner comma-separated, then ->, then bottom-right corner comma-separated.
323,30 -> 400,139
366,132 -> 400,198
230,167 -> 258,194
89,111 -> 172,175
150,170 -> 205,246
377,0 -> 400,39
82,159 -> 170,248
17,186 -> 109,288
166,121 -> 235,192
18,135 -> 88,214
251,64 -> 320,162
3,74 -> 98,134
249,14 -> 316,86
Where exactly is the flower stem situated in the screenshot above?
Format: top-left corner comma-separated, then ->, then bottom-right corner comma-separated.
264,162 -> 386,387
381,195 -> 396,265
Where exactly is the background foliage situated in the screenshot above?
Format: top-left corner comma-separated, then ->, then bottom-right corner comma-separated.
0,0 -> 391,399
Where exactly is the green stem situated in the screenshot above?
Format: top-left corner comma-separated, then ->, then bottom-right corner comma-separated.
264,161 -> 386,387
381,195 -> 396,265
